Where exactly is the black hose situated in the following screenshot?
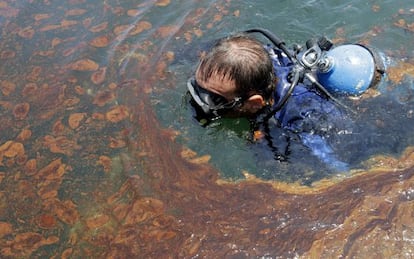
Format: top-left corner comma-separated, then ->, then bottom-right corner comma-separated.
305,73 -> 356,114
244,28 -> 295,61
264,69 -> 300,121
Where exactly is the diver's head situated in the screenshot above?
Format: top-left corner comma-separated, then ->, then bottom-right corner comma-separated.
188,34 -> 275,120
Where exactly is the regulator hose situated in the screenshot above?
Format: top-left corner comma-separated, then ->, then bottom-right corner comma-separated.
244,28 -> 295,62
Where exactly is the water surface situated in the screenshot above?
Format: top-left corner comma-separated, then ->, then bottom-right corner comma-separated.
1,0 -> 414,257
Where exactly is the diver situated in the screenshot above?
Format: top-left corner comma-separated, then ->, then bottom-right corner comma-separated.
186,29 -> 386,172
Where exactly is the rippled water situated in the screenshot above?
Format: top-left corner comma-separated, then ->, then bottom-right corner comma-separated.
164,0 -> 414,182
1,0 -> 414,257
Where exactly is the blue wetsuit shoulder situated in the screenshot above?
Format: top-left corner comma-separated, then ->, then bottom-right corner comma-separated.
267,46 -> 350,172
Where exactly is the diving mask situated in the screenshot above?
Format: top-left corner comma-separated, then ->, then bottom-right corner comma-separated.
187,77 -> 244,119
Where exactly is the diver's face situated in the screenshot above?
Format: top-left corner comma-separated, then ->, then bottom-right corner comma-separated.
193,72 -> 266,118
195,71 -> 238,102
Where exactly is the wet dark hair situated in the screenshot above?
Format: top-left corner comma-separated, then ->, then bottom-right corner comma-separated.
195,34 -> 275,101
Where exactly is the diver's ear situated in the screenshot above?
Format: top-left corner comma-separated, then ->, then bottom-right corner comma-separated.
244,94 -> 265,112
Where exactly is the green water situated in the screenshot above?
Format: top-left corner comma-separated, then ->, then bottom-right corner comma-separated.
159,0 -> 414,182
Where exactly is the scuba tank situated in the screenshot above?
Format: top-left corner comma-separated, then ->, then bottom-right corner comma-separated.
316,44 -> 385,95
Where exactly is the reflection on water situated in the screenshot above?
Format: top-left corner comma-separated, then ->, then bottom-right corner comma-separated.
1,0 -> 414,257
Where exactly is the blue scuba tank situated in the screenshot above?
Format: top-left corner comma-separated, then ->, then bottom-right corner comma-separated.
316,44 -> 377,95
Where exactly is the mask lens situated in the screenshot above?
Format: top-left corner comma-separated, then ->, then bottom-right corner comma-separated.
187,78 -> 231,116
187,77 -> 247,123
188,79 -> 228,105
